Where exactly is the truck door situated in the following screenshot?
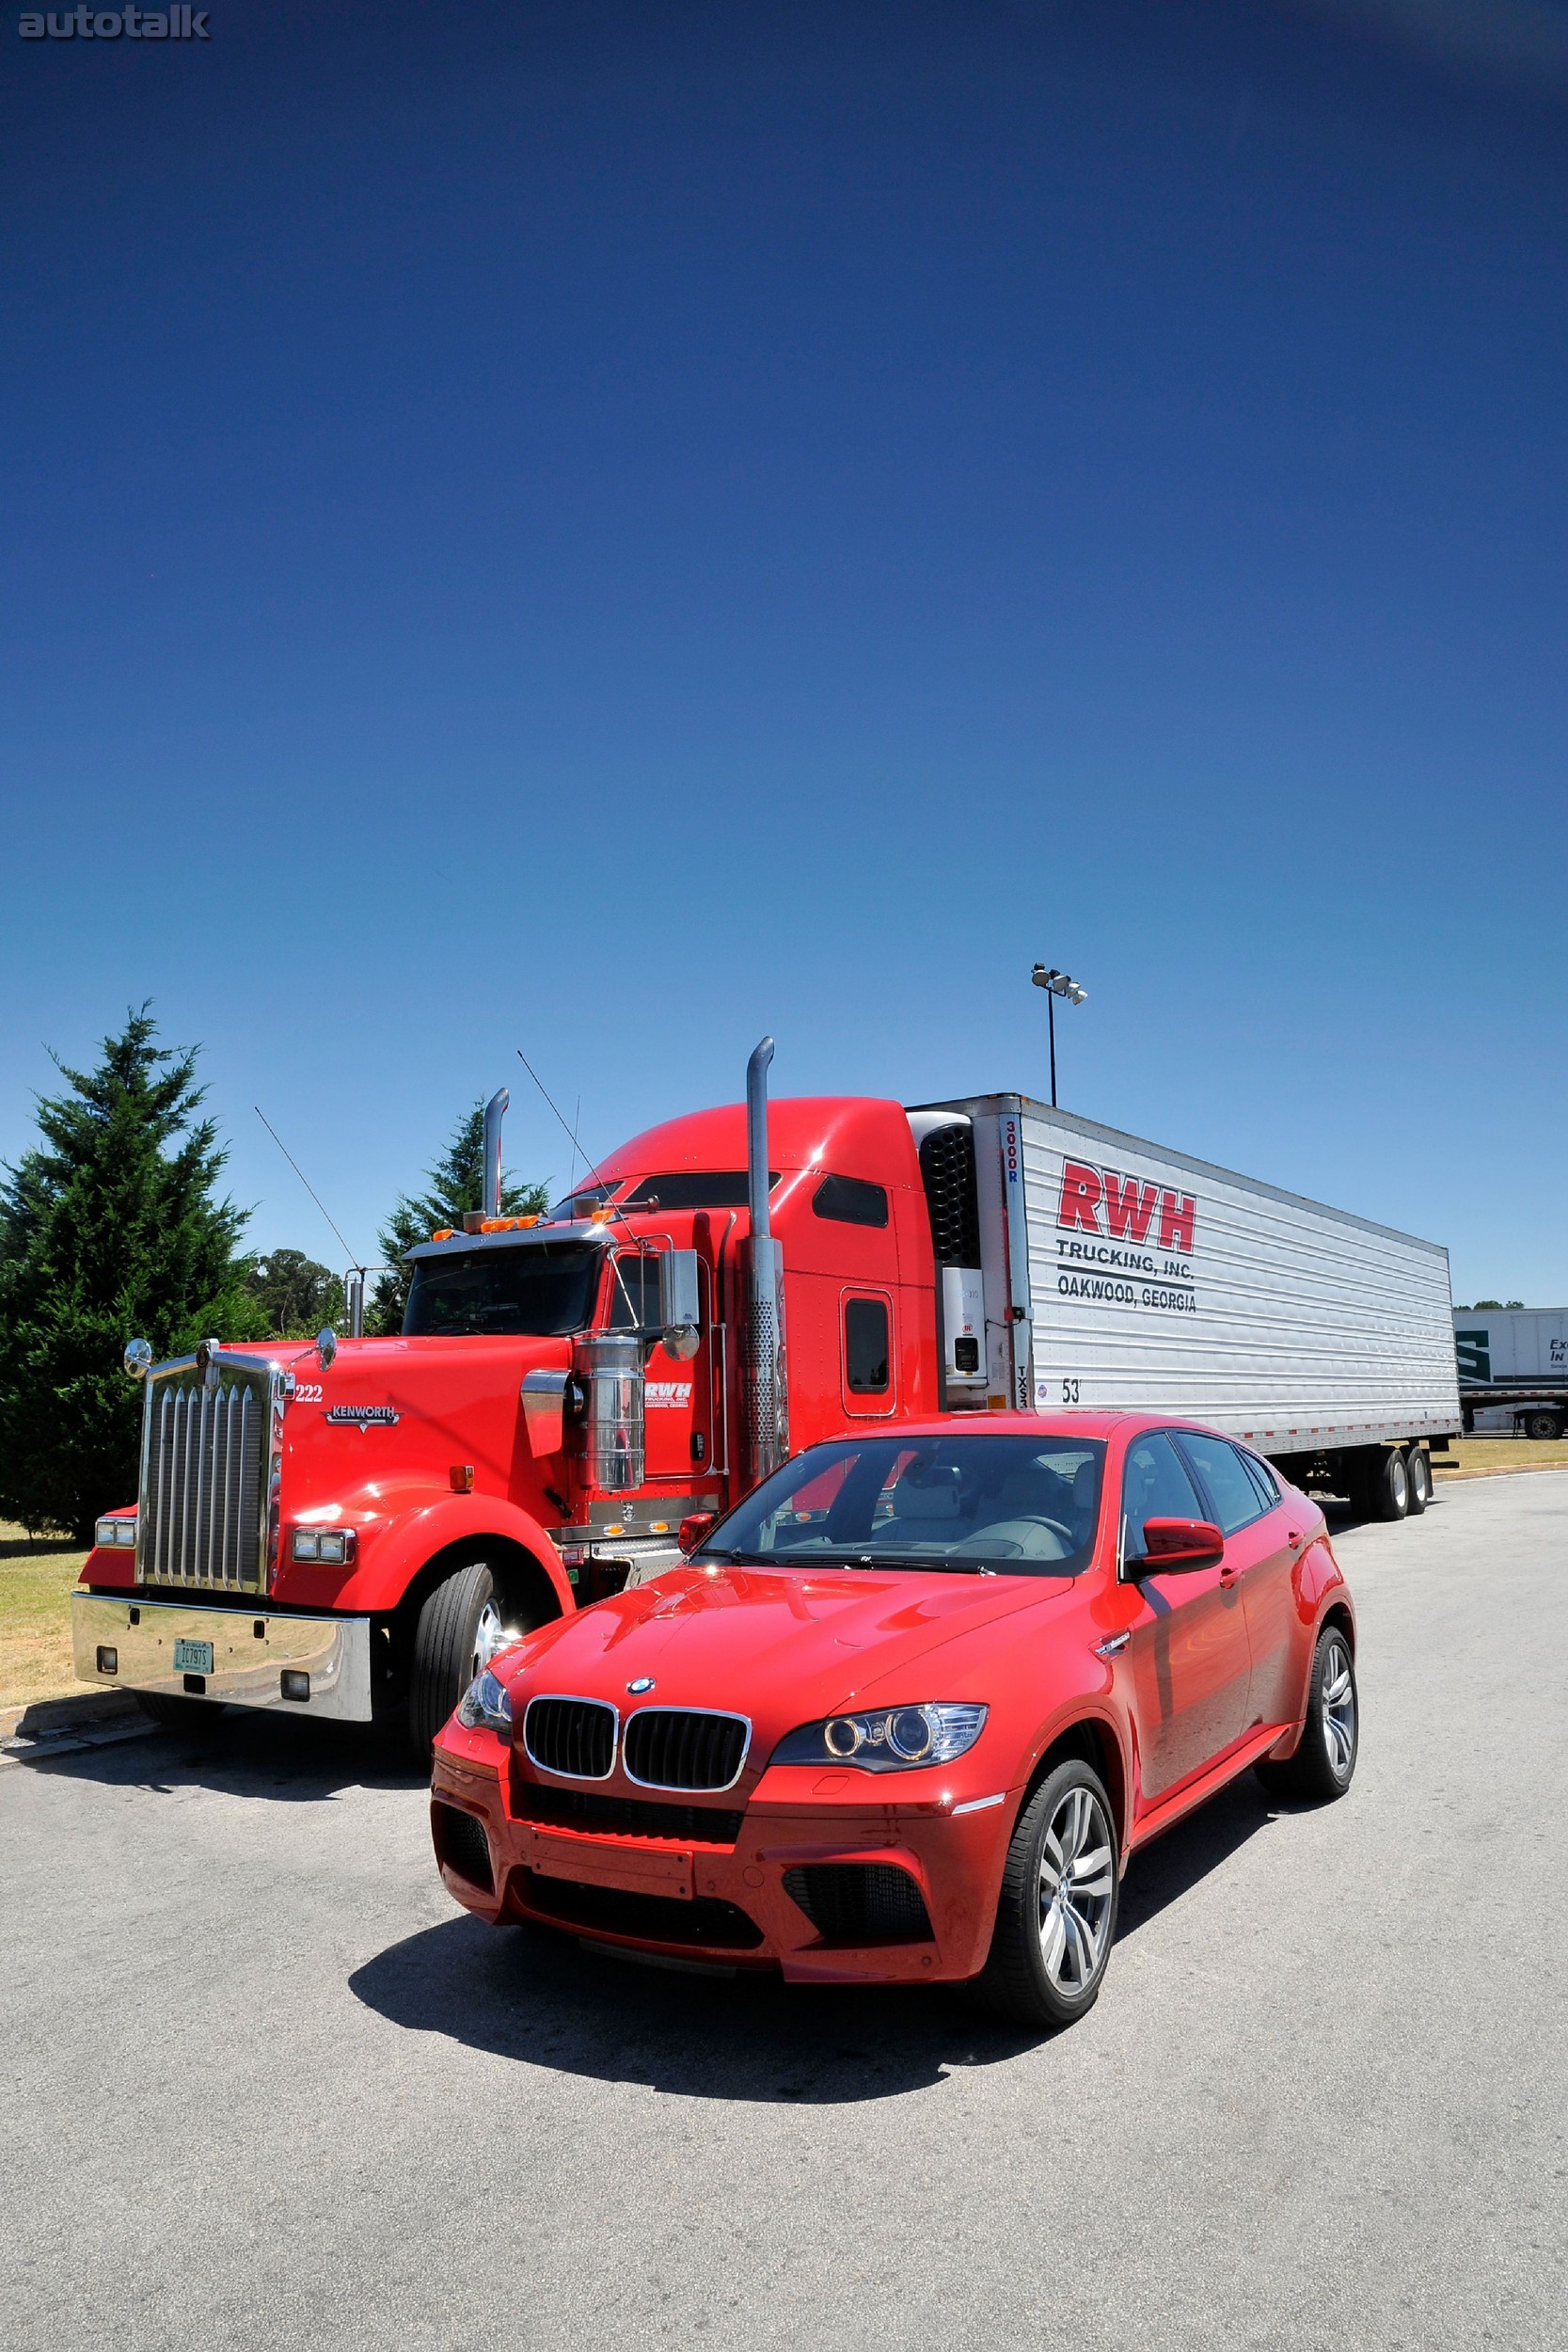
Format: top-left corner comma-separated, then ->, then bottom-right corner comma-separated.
1119,1430 -> 1253,1805
606,1251 -> 714,1486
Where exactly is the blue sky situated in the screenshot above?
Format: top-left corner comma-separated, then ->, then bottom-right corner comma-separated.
2,0 -> 1564,1305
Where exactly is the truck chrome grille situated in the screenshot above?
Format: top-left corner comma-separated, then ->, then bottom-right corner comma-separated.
523,1696 -> 617,1779
623,1708 -> 749,1791
139,1367 -> 270,1594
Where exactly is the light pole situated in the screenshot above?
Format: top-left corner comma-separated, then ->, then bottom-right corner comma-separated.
1031,964 -> 1087,1108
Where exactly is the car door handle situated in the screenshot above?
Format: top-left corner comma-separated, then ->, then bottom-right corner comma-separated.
1219,1563 -> 1240,1587
1287,1530 -> 1304,1549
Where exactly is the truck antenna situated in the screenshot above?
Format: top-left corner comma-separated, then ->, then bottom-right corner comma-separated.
515,1048 -> 640,1243
253,1105 -> 359,1268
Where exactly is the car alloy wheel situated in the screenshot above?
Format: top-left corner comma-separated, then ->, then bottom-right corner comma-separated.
1037,1784 -> 1116,1996
471,1595 -> 510,1680
1320,1632 -> 1356,1780
977,1756 -> 1121,2029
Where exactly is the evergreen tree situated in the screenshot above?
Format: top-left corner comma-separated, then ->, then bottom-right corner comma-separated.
370,1104 -> 549,1334
0,1009 -> 266,1540
242,1248 -> 345,1339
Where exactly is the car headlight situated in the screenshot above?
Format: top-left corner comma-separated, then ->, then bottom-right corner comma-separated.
768,1702 -> 987,1772
455,1669 -> 513,1736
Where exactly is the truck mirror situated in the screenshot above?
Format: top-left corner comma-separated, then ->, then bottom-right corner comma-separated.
659,1249 -> 702,1361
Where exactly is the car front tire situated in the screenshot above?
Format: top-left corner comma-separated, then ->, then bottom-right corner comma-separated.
976,1757 -> 1119,2030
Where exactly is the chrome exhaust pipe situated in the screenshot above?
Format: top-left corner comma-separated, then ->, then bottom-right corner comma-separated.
743,1037 -> 788,1486
482,1088 -> 509,1220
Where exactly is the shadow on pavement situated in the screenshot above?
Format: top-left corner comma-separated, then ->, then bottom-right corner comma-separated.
11,1706 -> 424,1803
350,1770 -> 1291,2097
349,1910 -> 1035,2101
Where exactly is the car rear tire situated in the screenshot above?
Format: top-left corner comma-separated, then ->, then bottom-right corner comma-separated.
406,1561 -> 515,1764
974,1758 -> 1119,2030
1526,1410 -> 1561,1441
1404,1447 -> 1431,1514
1256,1623 -> 1357,1804
1367,1447 -> 1410,1521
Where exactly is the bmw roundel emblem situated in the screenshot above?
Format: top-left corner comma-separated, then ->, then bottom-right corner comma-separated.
627,1676 -> 655,1694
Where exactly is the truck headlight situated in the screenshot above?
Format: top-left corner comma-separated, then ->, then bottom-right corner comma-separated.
291,1528 -> 356,1565
94,1516 -> 137,1549
456,1670 -> 513,1736
768,1702 -> 987,1772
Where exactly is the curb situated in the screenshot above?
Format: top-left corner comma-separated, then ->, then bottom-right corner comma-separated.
1434,1461 -> 1568,1482
0,1687 -> 144,1746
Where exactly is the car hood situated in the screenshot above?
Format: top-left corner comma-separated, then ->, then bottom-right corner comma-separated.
499,1560 -> 1074,1753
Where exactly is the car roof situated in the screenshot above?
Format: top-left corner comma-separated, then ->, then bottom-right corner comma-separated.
826,1411 -> 1147,1443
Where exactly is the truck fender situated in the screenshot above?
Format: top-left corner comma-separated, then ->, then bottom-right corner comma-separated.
337,1493 -> 575,1622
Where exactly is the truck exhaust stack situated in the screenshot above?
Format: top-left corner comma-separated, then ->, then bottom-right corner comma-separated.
744,1036 -> 788,1486
482,1089 -> 508,1220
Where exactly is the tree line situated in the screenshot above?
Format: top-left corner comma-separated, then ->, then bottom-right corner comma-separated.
0,1008 -> 548,1541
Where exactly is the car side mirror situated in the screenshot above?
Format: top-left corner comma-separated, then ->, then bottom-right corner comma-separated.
658,1248 -> 702,1361
678,1511 -> 716,1555
1132,1517 -> 1225,1573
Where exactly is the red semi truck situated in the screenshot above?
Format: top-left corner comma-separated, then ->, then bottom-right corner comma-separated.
71,1041 -> 1457,1753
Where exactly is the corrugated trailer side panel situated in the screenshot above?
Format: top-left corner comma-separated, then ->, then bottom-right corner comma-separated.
944,1098 -> 1459,1454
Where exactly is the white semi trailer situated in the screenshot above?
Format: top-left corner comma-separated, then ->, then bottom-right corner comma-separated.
913,1093 -> 1461,1520
1453,1309 -> 1568,1439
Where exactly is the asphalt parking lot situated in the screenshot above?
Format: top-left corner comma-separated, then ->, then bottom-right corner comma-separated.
4,1473 -> 1565,2352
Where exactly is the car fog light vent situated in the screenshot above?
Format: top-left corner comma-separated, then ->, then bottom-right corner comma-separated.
96,1645 -> 118,1676
434,1802 -> 494,1894
783,1863 -> 934,1947
280,1670 -> 310,1703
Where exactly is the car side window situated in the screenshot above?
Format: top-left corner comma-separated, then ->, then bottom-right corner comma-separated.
1120,1431 -> 1203,1559
1239,1451 -> 1278,1511
1178,1433 -> 1267,1535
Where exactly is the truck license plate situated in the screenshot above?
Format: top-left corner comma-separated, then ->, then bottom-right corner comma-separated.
173,1639 -> 214,1674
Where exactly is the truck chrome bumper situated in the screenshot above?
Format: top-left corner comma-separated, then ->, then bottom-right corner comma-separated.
71,1593 -> 374,1723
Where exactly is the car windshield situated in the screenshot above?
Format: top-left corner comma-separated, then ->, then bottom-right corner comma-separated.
404,1242 -> 604,1337
695,1433 -> 1106,1577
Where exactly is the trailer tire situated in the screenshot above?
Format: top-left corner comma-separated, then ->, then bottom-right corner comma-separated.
1526,1410 -> 1562,1441
1368,1447 -> 1410,1521
1404,1447 -> 1431,1514
405,1560 -> 514,1764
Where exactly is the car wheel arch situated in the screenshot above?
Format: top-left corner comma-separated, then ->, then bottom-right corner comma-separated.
1016,1713 -> 1130,1857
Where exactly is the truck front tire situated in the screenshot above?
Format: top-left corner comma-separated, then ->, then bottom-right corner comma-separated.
406,1561 -> 516,1763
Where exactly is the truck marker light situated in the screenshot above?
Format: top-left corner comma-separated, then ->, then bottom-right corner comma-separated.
96,1645 -> 118,1676
432,1227 -> 454,1241
280,1671 -> 310,1703
450,1464 -> 475,1492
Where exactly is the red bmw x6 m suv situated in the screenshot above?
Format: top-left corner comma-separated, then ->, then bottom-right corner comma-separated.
430,1413 -> 1357,2028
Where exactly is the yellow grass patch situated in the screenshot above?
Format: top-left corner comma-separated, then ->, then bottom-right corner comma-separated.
1434,1437 -> 1568,1476
0,1525 -> 91,1710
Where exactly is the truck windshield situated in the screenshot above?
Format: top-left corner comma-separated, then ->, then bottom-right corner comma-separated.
694,1433 -> 1107,1577
404,1243 -> 603,1337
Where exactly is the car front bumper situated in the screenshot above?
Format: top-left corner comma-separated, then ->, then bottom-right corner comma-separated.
71,1592 -> 374,1722
430,1741 -> 1017,1984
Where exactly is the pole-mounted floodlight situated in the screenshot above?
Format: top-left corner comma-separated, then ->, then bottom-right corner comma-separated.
1031,964 -> 1088,1107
